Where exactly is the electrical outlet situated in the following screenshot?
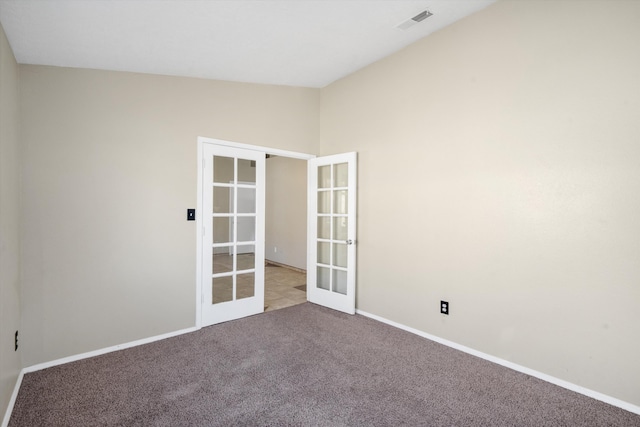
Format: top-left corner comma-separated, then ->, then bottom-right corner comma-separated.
15,330 -> 18,351
440,301 -> 449,315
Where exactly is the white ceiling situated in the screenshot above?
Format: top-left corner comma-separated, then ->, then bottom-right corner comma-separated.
0,0 -> 495,88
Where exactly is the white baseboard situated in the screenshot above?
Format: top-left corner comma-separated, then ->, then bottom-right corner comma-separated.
356,309 -> 640,416
5,313 -> 639,424
2,326 -> 199,426
22,326 -> 199,374
1,370 -> 24,427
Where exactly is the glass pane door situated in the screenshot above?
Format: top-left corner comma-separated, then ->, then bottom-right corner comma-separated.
202,144 -> 265,326
308,153 -> 357,314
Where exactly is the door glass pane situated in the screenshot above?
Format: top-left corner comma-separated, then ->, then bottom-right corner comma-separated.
237,187 -> 256,213
237,217 -> 255,243
333,243 -> 347,268
317,267 -> 330,290
318,217 -> 331,239
333,217 -> 347,241
333,190 -> 348,214
213,156 -> 234,184
213,217 -> 232,244
332,270 -> 347,295
335,163 -> 348,188
317,242 -> 330,265
213,186 -> 231,214
318,191 -> 331,214
238,159 -> 257,183
307,154 -> 356,314
318,165 -> 331,189
236,244 -> 255,271
204,147 -> 268,325
237,273 -> 255,300
212,276 -> 233,304
213,250 -> 233,274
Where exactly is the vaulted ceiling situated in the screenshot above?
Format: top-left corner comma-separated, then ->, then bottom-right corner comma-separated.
0,0 -> 495,88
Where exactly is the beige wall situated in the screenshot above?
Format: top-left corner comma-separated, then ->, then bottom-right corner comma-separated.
320,0 -> 640,406
19,65 -> 319,366
0,23 -> 21,418
266,156 -> 307,270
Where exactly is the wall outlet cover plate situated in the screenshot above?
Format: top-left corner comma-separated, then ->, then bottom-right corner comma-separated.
440,301 -> 449,315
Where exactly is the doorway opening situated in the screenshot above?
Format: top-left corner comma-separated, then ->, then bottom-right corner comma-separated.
197,136 -> 357,327
264,155 -> 307,312
196,137 -> 316,327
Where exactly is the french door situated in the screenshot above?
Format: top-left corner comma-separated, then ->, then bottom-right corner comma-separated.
307,152 -> 357,314
201,143 -> 265,326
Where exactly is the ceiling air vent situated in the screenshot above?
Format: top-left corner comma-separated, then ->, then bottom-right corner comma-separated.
396,10 -> 433,31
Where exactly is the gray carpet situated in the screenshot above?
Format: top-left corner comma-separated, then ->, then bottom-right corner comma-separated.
9,303 -> 640,426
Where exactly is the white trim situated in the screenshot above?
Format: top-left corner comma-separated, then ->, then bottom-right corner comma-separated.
2,370 -> 24,427
356,309 -> 640,416
197,136 -> 316,160
196,139 -> 204,328
2,326 -> 198,425
24,326 -> 198,374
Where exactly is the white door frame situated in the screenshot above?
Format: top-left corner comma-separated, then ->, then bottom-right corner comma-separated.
196,136 -> 315,328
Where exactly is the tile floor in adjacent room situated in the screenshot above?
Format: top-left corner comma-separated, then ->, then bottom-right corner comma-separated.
211,254 -> 307,310
264,262 -> 307,312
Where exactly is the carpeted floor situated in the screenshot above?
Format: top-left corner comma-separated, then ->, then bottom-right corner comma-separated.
9,303 -> 640,426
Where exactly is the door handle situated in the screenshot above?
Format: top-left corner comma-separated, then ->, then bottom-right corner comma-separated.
346,239 -> 354,245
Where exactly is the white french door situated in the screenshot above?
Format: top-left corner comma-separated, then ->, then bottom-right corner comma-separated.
307,152 -> 357,314
201,143 -> 265,326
